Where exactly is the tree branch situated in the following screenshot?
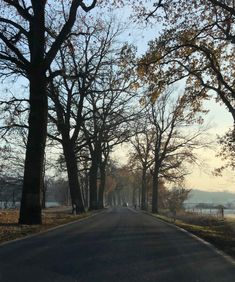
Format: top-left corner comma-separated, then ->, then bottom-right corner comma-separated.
44,0 -> 97,70
0,33 -> 29,67
3,0 -> 33,21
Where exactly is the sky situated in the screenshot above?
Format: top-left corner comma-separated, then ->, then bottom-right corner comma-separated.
185,100 -> 234,192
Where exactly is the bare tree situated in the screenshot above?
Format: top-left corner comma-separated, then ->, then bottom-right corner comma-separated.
47,20 -> 129,212
82,57 -> 140,210
146,89 -> 208,213
129,124 -> 155,210
0,0 -> 97,224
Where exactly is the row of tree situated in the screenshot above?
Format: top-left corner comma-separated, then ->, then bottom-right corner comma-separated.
102,160 -> 191,217
137,0 -> 235,170
0,1 -> 142,223
0,0 -> 101,224
128,89 -> 208,213
0,1 -> 234,224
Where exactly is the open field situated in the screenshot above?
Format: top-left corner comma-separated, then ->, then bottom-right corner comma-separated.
0,207 -> 91,244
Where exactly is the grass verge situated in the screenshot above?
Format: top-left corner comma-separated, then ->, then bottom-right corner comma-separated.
0,208 -> 92,244
152,212 -> 235,259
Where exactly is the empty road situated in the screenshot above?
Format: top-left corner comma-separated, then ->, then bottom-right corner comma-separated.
0,208 -> 234,282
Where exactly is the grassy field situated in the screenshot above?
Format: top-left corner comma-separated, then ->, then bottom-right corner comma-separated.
154,211 -> 235,259
0,207 -> 91,244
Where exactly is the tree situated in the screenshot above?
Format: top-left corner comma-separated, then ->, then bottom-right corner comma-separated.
214,128 -> 235,175
106,163 -> 135,206
47,19 -> 137,211
80,42 -> 139,210
147,89 -> 208,213
47,19 -> 121,213
129,125 -> 155,210
83,85 -> 139,209
105,159 -> 118,206
0,0 -> 97,224
0,144 -> 23,208
166,186 -> 191,221
135,1 -> 235,197
137,0 -> 235,122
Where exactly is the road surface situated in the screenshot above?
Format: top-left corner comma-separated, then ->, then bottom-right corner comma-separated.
0,207 -> 234,282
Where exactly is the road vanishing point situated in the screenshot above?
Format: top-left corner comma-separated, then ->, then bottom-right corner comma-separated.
0,208 -> 235,282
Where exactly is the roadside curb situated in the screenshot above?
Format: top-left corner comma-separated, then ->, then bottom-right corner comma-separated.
0,209 -> 106,247
136,209 -> 235,266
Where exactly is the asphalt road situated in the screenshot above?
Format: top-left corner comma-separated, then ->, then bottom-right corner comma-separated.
0,207 -> 235,282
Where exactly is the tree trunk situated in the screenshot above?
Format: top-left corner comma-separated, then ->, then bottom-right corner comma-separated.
152,166 -> 159,214
141,168 -> 147,210
41,180 -> 46,209
89,155 -> 98,210
63,141 -> 85,214
146,182 -> 149,209
19,73 -> 47,224
98,162 -> 106,209
84,170 -> 89,209
19,1 -> 46,225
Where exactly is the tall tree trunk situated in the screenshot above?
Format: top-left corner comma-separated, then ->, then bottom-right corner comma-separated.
152,164 -> 159,214
98,161 -> 106,209
19,1 -> 46,225
141,168 -> 147,210
19,73 -> 47,224
89,154 -> 98,210
63,141 -> 85,214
